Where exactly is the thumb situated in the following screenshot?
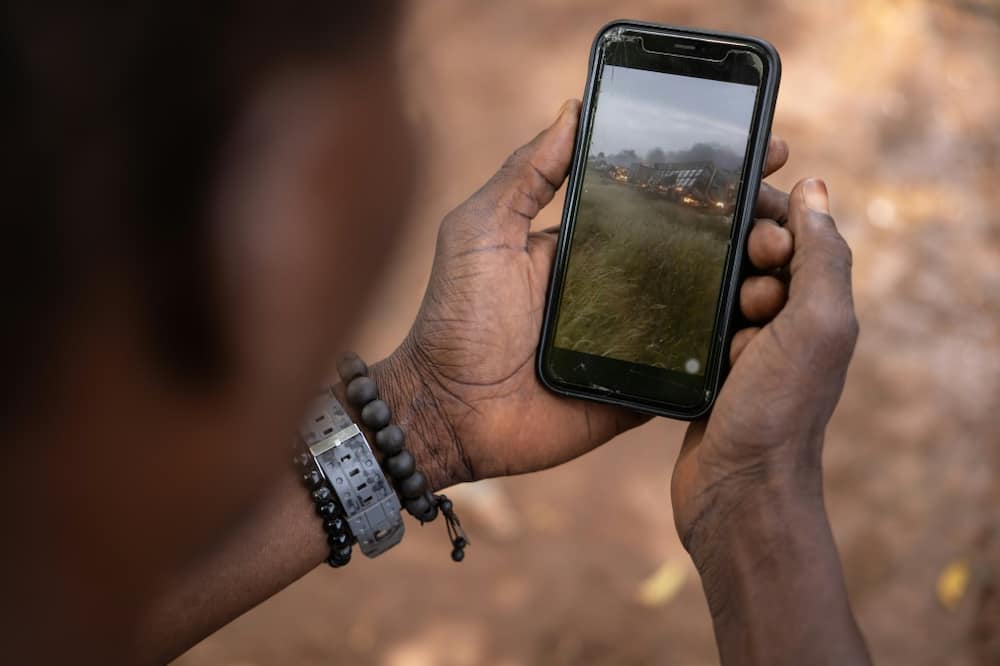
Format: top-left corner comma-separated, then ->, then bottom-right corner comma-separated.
784,178 -> 854,310
503,98 -> 581,200
447,100 -> 579,246
780,178 -> 859,374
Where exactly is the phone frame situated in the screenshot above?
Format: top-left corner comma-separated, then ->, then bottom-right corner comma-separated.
537,20 -> 781,420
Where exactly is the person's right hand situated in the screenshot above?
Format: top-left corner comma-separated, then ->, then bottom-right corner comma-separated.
671,178 -> 859,566
671,178 -> 870,665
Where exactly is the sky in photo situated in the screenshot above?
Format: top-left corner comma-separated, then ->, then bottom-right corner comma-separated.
589,65 -> 757,157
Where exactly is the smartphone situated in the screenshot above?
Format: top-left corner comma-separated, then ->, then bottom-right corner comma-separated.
537,21 -> 780,419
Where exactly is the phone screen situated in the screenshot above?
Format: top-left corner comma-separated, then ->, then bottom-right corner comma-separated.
544,30 -> 767,410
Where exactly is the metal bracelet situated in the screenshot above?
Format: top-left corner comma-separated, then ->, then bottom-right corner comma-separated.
299,388 -> 405,558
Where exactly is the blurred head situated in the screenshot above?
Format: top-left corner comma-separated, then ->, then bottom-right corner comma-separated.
2,1 -> 413,654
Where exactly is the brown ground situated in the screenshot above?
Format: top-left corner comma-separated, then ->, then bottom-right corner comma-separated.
175,2 -> 1000,664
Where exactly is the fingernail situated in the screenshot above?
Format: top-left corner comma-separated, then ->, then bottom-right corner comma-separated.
803,179 -> 829,214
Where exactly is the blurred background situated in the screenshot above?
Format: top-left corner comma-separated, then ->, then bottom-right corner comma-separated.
176,1 -> 999,664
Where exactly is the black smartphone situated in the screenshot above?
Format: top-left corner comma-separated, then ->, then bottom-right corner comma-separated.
537,21 -> 781,419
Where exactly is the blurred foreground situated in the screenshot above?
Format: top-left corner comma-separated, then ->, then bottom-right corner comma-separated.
177,1 -> 1000,664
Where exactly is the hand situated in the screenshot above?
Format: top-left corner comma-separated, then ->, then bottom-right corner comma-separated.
375,100 -> 793,491
669,178 -> 868,665
372,100 -> 641,489
671,177 -> 859,566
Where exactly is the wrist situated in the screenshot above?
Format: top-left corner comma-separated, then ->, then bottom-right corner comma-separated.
685,471 -> 824,561
682,470 -> 868,664
360,339 -> 466,493
685,472 -> 830,616
325,350 -> 472,562
679,429 -> 826,566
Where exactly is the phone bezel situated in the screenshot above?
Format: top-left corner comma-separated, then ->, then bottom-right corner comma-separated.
536,20 -> 781,420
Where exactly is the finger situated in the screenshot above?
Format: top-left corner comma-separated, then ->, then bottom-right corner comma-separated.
754,182 -> 789,223
527,229 -> 559,276
740,276 -> 787,322
729,327 -> 760,364
747,219 -> 793,271
785,179 -> 854,307
763,134 -> 789,177
481,99 -> 580,226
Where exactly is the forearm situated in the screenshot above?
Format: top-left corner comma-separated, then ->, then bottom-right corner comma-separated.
691,480 -> 870,666
138,354 -> 449,663
137,470 -> 327,663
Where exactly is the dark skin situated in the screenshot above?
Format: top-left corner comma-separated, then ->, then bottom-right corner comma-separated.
674,179 -> 868,665
4,5 -> 869,663
144,103 -> 869,665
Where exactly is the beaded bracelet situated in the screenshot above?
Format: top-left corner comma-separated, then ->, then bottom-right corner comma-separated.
336,352 -> 469,562
293,451 -> 355,567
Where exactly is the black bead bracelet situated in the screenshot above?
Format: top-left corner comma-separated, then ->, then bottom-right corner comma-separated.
337,352 -> 469,562
292,451 -> 355,567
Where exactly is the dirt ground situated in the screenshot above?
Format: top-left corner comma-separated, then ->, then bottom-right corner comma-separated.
175,1 -> 1000,664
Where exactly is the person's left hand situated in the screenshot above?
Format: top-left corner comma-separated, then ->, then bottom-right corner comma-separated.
373,100 -> 789,490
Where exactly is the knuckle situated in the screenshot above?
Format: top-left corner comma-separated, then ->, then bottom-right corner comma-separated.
826,227 -> 853,267
512,157 -> 537,187
801,299 -> 858,353
845,309 -> 860,343
500,184 -> 540,219
497,150 -> 535,187
804,227 -> 852,278
440,205 -> 469,235
840,234 -> 854,266
827,241 -> 853,278
807,211 -> 850,256
802,209 -> 835,234
503,145 -> 531,172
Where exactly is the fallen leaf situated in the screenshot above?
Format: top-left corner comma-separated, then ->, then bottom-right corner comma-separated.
637,559 -> 688,608
936,559 -> 971,611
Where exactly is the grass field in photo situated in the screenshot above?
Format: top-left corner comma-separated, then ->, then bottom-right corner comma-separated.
554,171 -> 731,373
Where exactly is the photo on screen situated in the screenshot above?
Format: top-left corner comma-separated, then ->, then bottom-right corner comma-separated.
553,65 -> 758,375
